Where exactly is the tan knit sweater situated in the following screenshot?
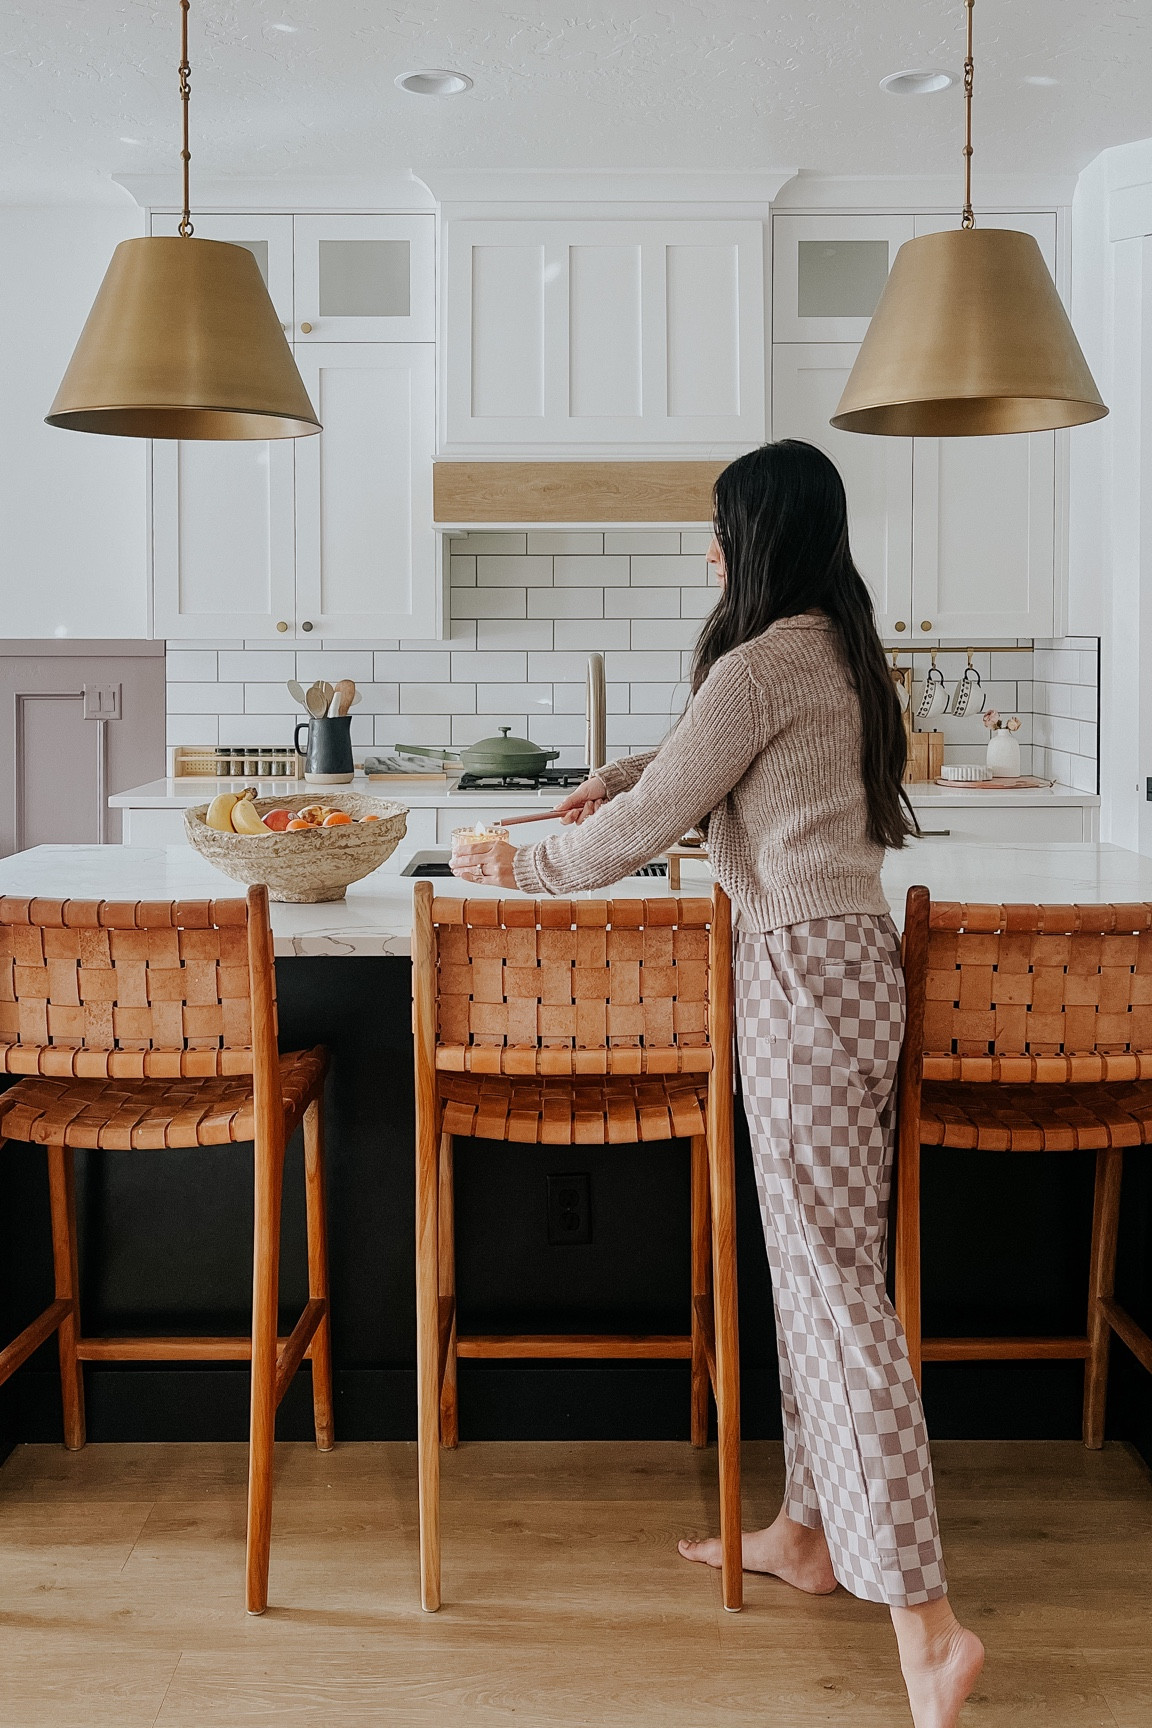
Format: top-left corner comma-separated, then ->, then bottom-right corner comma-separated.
512,613 -> 891,931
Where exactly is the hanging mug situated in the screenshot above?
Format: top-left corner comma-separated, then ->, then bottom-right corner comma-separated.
951,665 -> 986,717
916,663 -> 949,720
294,715 -> 355,785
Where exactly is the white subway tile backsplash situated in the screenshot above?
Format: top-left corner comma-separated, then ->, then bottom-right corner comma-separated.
679,586 -> 719,618
629,554 -> 708,587
451,588 -> 528,619
451,713 -> 529,747
632,619 -> 700,651
166,650 -> 219,681
527,587 -> 605,619
167,713 -> 218,747
374,650 -> 452,681
529,713 -> 586,748
390,714 -> 455,746
168,682 -> 244,715
527,651 -> 598,682
476,554 -> 554,588
554,555 -> 630,588
400,683 -> 476,715
243,684 -> 298,714
604,588 -> 678,618
629,682 -> 688,716
604,650 -> 684,681
451,532 -> 528,555
552,680 -> 629,715
679,531 -> 713,554
449,651 -> 528,682
450,555 -> 477,588
476,682 -> 553,715
354,683 -> 400,714
476,619 -> 553,650
296,650 -> 375,684
526,531 -> 605,554
448,619 -> 479,646
603,531 -> 682,555
553,620 -> 631,651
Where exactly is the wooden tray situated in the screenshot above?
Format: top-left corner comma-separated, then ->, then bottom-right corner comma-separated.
933,776 -> 1053,789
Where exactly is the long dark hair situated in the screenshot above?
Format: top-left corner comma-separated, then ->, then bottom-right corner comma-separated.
693,439 -> 916,850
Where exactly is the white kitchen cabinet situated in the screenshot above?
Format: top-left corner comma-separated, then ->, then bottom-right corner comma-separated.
294,344 -> 439,638
771,344 -> 913,634
772,215 -> 915,343
442,219 -> 765,453
292,215 -> 435,343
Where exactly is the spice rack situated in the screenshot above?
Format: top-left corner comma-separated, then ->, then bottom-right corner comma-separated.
170,744 -> 303,780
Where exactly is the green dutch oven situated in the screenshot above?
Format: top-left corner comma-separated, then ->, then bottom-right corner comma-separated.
398,725 -> 561,779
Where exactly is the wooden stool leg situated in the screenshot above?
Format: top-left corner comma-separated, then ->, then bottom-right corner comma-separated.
439,1133 -> 459,1450
303,1097 -> 335,1453
708,1106 -> 742,1612
416,1109 -> 442,1611
895,1137 -> 923,1388
46,1145 -> 85,1452
1084,1146 -> 1123,1450
689,1133 -> 711,1449
246,1125 -> 285,1615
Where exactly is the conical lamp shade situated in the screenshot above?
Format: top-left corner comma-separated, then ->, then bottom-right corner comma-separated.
831,227 -> 1107,436
46,236 -> 321,439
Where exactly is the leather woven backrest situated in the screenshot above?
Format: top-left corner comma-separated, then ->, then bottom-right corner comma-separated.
922,900 -> 1152,1081
0,896 -> 259,1079
429,896 -> 715,1075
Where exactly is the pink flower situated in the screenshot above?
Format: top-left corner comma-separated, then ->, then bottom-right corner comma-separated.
1006,715 -> 1021,732
982,709 -> 1001,731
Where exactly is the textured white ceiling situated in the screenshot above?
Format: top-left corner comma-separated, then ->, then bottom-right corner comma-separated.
3,1 -> 1150,203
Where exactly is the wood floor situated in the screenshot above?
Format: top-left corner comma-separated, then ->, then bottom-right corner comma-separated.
0,1436 -> 1149,1726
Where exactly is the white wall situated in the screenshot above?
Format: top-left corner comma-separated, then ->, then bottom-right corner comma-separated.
0,206 -> 149,638
1069,140 -> 1152,849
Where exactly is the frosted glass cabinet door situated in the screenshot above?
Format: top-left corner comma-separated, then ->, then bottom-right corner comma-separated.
773,215 -> 915,342
772,345 -> 913,635
152,439 -> 296,639
294,344 -> 438,638
148,212 -> 294,329
293,215 -> 435,342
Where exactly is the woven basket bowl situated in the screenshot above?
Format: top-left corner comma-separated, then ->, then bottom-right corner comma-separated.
185,794 -> 408,902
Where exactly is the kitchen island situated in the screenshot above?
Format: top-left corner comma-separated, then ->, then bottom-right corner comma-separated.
2,835 -> 1150,1468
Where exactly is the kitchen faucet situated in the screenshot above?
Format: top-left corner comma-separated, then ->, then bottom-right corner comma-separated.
584,653 -> 606,772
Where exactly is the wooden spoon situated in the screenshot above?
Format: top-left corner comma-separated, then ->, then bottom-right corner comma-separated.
331,678 -> 357,717
304,682 -> 329,718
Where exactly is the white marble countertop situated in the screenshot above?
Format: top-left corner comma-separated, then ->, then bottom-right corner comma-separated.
110,774 -> 1100,812
0,836 -> 1146,958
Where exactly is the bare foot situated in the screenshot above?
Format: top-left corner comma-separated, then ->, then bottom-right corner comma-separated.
893,1602 -> 985,1728
678,1511 -> 838,1595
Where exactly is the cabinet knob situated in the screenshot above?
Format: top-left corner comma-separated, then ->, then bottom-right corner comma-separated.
301,620 -> 314,632
299,322 -> 313,334
894,620 -> 907,633
276,620 -> 289,633
920,620 -> 933,632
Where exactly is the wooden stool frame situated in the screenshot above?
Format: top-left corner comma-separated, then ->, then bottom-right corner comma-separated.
897,886 -> 1152,1445
0,885 -> 333,1613
413,882 -> 741,1612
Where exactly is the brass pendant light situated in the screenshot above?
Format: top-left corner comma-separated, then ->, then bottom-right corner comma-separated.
832,0 -> 1106,436
46,2 -> 320,440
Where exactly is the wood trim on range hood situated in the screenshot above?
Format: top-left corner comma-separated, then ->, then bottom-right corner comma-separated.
432,461 -> 724,526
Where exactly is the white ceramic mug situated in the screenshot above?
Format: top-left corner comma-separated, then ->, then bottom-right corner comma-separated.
916,665 -> 949,720
951,665 -> 986,717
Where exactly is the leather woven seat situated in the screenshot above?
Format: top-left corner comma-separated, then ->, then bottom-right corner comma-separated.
438,1070 -> 709,1144
920,1078 -> 1152,1153
0,1048 -> 327,1149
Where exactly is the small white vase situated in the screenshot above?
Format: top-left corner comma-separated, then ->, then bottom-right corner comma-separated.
986,729 -> 1021,778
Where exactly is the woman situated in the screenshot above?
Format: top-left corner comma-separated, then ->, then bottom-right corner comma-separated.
451,441 -> 984,1728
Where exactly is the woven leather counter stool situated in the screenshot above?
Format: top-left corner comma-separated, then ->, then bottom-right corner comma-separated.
0,886 -> 332,1614
412,881 -> 741,1612
896,886 -> 1152,1445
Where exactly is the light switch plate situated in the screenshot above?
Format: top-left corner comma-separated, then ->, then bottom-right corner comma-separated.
82,683 -> 121,721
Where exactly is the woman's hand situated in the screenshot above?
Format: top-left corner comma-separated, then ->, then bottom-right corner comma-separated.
449,836 -> 519,889
552,774 -> 608,825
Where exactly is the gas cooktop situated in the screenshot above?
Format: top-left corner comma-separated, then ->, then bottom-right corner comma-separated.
453,766 -> 590,792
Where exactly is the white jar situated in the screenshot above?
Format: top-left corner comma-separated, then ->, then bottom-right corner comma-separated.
986,729 -> 1021,777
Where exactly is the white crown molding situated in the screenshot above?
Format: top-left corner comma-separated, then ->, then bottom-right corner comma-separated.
418,169 -> 797,211
774,171 -> 1075,211
111,172 -> 436,212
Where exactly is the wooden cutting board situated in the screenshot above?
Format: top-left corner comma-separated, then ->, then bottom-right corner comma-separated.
933,776 -> 1053,789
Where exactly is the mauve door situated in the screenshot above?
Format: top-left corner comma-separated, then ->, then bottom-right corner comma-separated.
0,644 -> 165,856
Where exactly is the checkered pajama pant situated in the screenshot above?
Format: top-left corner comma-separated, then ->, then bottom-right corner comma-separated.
736,915 -> 947,1608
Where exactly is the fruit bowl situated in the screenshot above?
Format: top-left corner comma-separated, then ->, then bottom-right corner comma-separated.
185,793 -> 408,902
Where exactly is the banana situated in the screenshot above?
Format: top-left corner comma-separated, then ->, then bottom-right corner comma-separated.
231,796 -> 271,835
205,792 -> 240,832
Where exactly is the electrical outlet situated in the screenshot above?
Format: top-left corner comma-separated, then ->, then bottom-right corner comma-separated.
546,1172 -> 592,1245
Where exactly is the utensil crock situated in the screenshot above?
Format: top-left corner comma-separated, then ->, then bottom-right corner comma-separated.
295,715 -> 355,785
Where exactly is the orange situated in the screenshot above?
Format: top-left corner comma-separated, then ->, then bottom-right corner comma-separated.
359,813 -> 381,823
323,811 -> 353,826
286,818 -> 313,831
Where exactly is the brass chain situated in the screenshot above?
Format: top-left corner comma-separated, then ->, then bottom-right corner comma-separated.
178,0 -> 193,236
962,0 -> 975,228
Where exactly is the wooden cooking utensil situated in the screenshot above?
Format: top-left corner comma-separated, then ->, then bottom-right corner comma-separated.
497,809 -> 566,826
304,682 -> 329,718
331,678 -> 357,717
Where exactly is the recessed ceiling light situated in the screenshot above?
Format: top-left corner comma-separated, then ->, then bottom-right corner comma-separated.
1023,74 -> 1059,86
395,69 -> 473,97
880,68 -> 959,96
271,21 -> 299,31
